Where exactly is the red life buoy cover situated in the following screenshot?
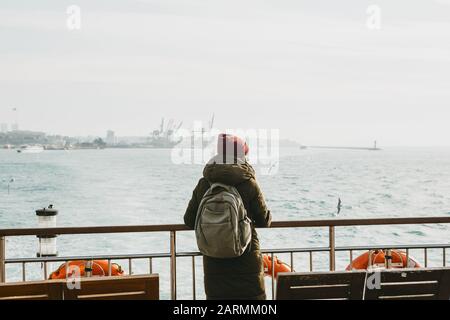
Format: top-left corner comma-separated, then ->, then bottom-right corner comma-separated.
49,260 -> 124,280
346,250 -> 421,271
263,255 -> 292,278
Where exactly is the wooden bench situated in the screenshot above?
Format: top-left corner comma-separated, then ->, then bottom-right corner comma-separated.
63,275 -> 159,300
277,270 -> 366,300
0,274 -> 159,300
277,268 -> 450,300
364,268 -> 450,300
0,280 -> 63,300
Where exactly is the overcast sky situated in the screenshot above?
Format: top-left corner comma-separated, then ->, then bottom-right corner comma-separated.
1,0 -> 450,146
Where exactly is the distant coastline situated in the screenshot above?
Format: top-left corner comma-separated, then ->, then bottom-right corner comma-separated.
1,129 -> 303,150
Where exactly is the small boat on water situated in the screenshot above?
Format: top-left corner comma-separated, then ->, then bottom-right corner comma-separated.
44,145 -> 69,151
16,145 -> 45,154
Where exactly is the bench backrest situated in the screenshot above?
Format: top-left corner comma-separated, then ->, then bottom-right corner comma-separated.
277,271 -> 366,300
277,268 -> 450,300
364,268 -> 450,300
0,281 -> 62,300
0,274 -> 159,300
63,275 -> 159,300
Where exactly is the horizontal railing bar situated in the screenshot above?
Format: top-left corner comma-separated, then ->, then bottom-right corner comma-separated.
334,244 -> 450,251
175,252 -> 203,258
261,244 -> 450,255
270,217 -> 450,228
261,247 -> 330,254
177,247 -> 333,257
175,248 -> 346,257
1,217 -> 450,237
5,253 -> 170,264
6,243 -> 450,264
0,225 -> 189,237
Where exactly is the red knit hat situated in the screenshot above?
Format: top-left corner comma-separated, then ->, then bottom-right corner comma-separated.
217,133 -> 249,158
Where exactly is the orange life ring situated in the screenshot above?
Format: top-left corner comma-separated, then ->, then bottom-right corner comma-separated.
263,254 -> 292,278
346,249 -> 421,271
49,260 -> 124,280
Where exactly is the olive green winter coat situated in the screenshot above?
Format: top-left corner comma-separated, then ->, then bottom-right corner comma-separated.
184,156 -> 272,300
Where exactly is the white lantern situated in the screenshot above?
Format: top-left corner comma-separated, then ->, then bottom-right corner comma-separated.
36,205 -> 58,257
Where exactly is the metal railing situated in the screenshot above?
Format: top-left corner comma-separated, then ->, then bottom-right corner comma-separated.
1,216 -> 450,299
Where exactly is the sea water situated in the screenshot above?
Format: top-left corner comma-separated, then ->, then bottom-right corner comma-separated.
1,147 -> 449,299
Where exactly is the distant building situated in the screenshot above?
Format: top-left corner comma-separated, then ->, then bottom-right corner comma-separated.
0,123 -> 7,133
0,130 -> 46,146
106,130 -> 116,145
11,123 -> 19,131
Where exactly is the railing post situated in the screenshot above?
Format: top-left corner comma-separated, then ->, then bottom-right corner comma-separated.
0,236 -> 5,283
192,256 -> 196,300
170,231 -> 177,300
271,253 -> 275,300
329,226 -> 336,271
443,248 -> 446,267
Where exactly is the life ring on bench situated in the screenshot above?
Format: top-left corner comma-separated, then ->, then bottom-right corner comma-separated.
346,249 -> 421,271
263,254 -> 292,278
49,260 -> 124,280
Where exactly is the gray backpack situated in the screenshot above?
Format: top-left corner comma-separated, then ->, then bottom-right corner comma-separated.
195,183 -> 252,258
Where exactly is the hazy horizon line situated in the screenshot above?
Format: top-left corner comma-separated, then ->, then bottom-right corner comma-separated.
2,126 -> 450,149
